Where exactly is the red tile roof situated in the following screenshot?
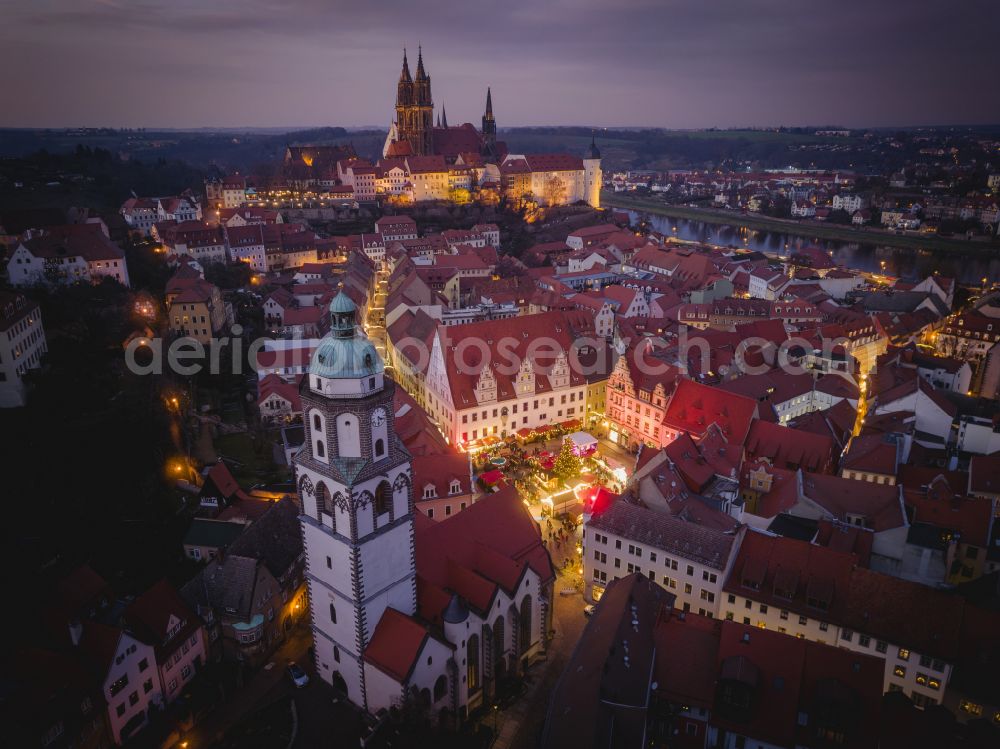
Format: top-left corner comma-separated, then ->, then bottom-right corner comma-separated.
415,486 -> 553,621
841,434 -> 899,476
814,519 -> 874,565
745,420 -> 836,473
801,472 -> 904,532
363,608 -> 434,682
412,452 -> 471,502
21,223 -> 125,262
431,311 -> 584,410
710,620 -> 884,749
662,379 -> 759,444
257,373 -> 302,412
724,529 -> 859,622
901,475 -> 994,548
124,579 -> 202,658
522,153 -> 584,172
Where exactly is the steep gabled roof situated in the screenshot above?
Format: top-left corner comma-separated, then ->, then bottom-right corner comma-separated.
363,608 -> 435,682
662,379 -> 759,444
745,420 -> 836,473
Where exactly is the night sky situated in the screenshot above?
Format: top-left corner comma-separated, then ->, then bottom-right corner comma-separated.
2,0 -> 998,129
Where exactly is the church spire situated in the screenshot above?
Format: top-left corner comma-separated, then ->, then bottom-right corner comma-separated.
436,111 -> 441,128
482,87 -> 497,155
415,45 -> 427,80
441,104 -> 448,129
400,48 -> 411,82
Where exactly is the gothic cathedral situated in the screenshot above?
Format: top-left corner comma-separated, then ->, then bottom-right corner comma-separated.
394,48 -> 434,157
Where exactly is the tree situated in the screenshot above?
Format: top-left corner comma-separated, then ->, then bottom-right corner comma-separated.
542,175 -> 567,206
552,439 -> 581,482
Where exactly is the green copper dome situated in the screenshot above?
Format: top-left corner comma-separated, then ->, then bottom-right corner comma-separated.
309,292 -> 385,379
330,291 -> 357,315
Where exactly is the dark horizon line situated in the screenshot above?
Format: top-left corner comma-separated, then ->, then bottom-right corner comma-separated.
3,122 -> 1000,134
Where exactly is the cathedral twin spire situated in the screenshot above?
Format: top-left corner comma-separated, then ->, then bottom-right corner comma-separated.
394,47 -> 497,157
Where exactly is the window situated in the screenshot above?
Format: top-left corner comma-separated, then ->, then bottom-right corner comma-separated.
330,603 -> 337,623
819,622 -> 829,632
116,704 -> 126,718
759,604 -> 767,614
374,438 -> 385,457
374,481 -> 391,517
727,594 -> 736,604
109,674 -> 129,697
780,610 -> 788,620
959,700 -> 983,716
138,658 -> 148,672
858,635 -> 871,648
841,630 -> 853,643
876,640 -> 888,654
898,648 -> 910,661
128,691 -> 139,706
893,665 -> 906,678
143,679 -> 153,694
326,556 -> 332,569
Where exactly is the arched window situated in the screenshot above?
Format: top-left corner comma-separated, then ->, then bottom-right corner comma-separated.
336,413 -> 361,458
493,616 -> 506,661
374,438 -> 385,458
329,603 -> 337,624
313,413 -> 322,431
316,482 -> 329,514
433,675 -> 447,702
374,481 -> 391,517
467,634 -> 480,692
316,440 -> 325,458
519,595 -> 533,655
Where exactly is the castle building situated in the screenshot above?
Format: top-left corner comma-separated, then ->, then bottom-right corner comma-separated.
296,292 -> 554,717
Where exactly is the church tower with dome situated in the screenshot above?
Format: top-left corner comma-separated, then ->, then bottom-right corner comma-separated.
294,291 -> 416,709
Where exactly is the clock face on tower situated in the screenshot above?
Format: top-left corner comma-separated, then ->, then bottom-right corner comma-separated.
372,408 -> 386,428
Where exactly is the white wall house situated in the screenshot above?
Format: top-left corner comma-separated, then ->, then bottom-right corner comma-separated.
0,291 -> 47,408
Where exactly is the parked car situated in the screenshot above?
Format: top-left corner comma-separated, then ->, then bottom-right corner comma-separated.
287,661 -> 310,688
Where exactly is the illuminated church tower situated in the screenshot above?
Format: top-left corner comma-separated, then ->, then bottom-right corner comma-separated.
394,48 -> 434,156
295,292 -> 415,708
481,87 -> 497,157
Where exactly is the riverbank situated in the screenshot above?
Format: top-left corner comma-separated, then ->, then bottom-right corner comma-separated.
602,192 -> 999,255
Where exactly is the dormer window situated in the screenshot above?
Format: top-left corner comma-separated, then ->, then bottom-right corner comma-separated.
449,480 -> 462,495
423,485 -> 437,499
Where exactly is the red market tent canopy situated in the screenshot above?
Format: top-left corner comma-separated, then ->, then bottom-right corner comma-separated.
480,469 -> 504,485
